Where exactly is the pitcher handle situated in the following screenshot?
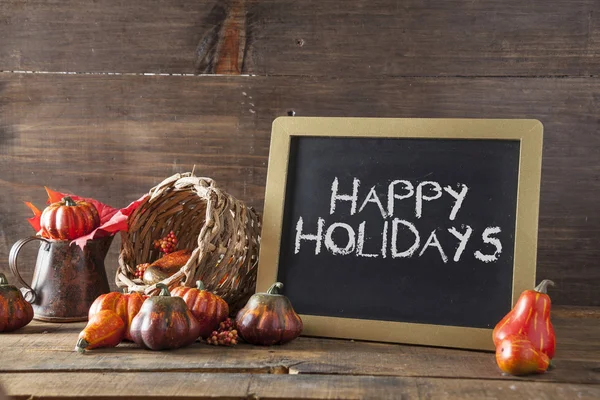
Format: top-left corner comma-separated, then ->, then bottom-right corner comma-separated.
9,236 -> 51,303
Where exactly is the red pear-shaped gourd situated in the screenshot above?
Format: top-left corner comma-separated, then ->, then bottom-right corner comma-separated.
493,280 -> 556,358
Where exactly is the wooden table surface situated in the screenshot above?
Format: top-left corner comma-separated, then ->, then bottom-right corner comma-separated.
0,306 -> 598,399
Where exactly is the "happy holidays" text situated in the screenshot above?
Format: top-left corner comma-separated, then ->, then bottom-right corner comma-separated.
293,177 -> 503,264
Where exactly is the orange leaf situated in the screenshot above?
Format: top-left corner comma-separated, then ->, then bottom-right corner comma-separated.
45,186 -> 66,204
24,202 -> 42,216
24,201 -> 42,232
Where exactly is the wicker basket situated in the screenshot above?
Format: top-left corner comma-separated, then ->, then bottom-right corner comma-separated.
116,172 -> 261,309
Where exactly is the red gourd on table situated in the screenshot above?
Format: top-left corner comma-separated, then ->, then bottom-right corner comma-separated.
493,279 -> 556,358
236,282 -> 303,346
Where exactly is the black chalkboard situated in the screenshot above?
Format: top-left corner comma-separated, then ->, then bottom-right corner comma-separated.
277,136 -> 520,329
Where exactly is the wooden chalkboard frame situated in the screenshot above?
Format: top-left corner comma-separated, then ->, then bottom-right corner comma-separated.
257,117 -> 543,350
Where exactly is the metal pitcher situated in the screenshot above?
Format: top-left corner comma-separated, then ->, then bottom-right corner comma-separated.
8,235 -> 112,322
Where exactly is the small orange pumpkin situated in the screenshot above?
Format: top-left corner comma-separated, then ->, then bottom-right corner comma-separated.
0,272 -> 34,332
171,280 -> 229,339
40,196 -> 100,240
88,291 -> 146,341
235,282 -> 303,346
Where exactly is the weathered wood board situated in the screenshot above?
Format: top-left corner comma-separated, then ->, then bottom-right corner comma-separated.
1,312 -> 598,384
0,74 -> 599,306
0,1 -> 598,76
2,372 -> 600,400
0,308 -> 598,400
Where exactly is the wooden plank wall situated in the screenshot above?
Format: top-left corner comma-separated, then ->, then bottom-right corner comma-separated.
0,0 -> 598,306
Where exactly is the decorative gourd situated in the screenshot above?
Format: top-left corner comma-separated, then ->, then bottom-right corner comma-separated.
0,272 -> 34,332
75,310 -> 126,352
88,291 -> 146,341
130,283 -> 201,350
171,280 -> 229,339
235,282 -> 303,346
142,249 -> 192,285
496,334 -> 550,376
493,280 -> 556,358
40,196 -> 100,240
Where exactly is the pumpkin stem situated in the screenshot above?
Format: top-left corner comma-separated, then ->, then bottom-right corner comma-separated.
0,273 -> 7,285
75,338 -> 89,353
266,282 -> 284,295
62,196 -> 77,207
534,280 -> 555,294
156,283 -> 171,297
196,280 -> 205,291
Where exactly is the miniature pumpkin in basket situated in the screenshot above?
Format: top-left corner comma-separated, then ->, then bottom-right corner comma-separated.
115,172 -> 261,311
130,283 -> 201,350
0,272 -> 34,332
171,280 -> 229,339
235,282 -> 303,346
40,196 -> 100,240
88,291 -> 146,341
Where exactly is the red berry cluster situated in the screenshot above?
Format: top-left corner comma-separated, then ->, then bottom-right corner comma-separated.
206,318 -> 238,346
153,231 -> 178,254
134,263 -> 150,279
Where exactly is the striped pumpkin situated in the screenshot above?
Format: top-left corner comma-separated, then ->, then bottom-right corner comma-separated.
40,196 -> 100,240
171,281 -> 229,339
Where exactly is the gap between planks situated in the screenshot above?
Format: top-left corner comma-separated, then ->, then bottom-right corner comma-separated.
0,70 -> 255,77
1,366 -> 291,375
0,70 -> 598,79
2,362 -> 596,386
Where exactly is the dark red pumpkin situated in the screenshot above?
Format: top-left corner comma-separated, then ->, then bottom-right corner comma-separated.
235,282 -> 303,346
0,272 -> 34,332
40,196 -> 100,240
171,280 -> 229,339
88,291 -> 146,341
130,283 -> 201,350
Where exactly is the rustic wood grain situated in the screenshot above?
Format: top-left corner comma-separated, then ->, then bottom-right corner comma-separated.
0,312 -> 597,385
0,73 -> 599,306
2,372 -> 599,399
195,0 -> 249,74
0,1 -> 598,76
